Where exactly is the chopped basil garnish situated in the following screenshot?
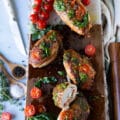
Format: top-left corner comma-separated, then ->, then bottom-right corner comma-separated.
79,73 -> 88,83
59,83 -> 68,89
54,0 -> 66,11
35,76 -> 57,88
57,71 -> 65,76
39,42 -> 50,57
49,32 -> 57,41
67,9 -> 75,19
71,57 -> 79,65
63,52 -> 71,61
73,13 -> 89,28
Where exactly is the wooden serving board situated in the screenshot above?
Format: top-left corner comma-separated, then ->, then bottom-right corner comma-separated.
26,25 -> 107,120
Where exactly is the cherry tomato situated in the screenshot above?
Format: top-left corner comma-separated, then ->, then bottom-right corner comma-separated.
31,49 -> 41,61
46,0 -> 54,4
37,20 -> 47,29
24,105 -> 36,117
85,44 -> 96,56
33,5 -> 40,13
79,64 -> 90,73
34,0 -> 42,5
1,112 -> 12,120
37,104 -> 46,113
30,14 -> 38,23
82,0 -> 90,6
40,11 -> 49,20
60,110 -> 73,120
30,87 -> 42,99
44,4 -> 53,12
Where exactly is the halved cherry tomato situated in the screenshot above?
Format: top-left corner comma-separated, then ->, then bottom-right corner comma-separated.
1,112 -> 12,120
33,5 -> 40,13
79,64 -> 90,73
37,104 -> 46,113
34,0 -> 42,5
81,0 -> 90,6
40,11 -> 49,20
30,87 -> 42,99
37,20 -> 47,29
44,4 -> 53,12
60,110 -> 73,120
85,44 -> 96,56
24,105 -> 36,117
30,14 -> 38,23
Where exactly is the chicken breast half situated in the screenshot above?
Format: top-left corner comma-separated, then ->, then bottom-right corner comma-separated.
63,49 -> 96,90
29,30 -> 62,68
54,0 -> 91,35
52,82 -> 77,109
58,95 -> 90,120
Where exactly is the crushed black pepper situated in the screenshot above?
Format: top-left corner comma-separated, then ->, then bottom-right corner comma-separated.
12,66 -> 25,78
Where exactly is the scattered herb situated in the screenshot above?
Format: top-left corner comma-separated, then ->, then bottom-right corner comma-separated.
48,32 -> 57,41
59,83 -> 68,90
0,69 -> 11,101
28,113 -> 55,120
39,42 -> 50,57
57,71 -> 65,76
79,73 -> 88,83
67,9 -> 75,19
54,0 -> 66,11
63,52 -> 71,61
73,13 -> 89,28
71,57 -> 79,65
35,77 -> 57,88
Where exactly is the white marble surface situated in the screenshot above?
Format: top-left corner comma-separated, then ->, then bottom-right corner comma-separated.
0,0 -> 31,120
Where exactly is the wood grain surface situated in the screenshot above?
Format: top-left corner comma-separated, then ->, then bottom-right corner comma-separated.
26,25 -> 106,120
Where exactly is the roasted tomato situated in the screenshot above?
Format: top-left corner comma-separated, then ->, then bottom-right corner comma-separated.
82,0 -> 90,6
24,104 -> 36,117
30,87 -> 42,99
30,14 -> 38,23
79,64 -> 90,73
44,4 -> 53,12
37,20 -> 47,29
34,0 -> 42,5
1,112 -> 12,120
85,44 -> 96,56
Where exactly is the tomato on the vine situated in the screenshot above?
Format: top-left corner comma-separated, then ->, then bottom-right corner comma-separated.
40,11 -> 49,20
44,4 -> 53,12
85,44 -> 96,56
30,14 -> 38,23
24,105 -> 36,117
37,20 -> 47,29
33,5 -> 40,13
34,0 -> 42,5
46,0 -> 54,4
1,112 -> 12,120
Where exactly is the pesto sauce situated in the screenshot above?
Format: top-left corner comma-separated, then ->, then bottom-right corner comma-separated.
67,9 -> 75,19
73,13 -> 89,28
54,0 -> 66,11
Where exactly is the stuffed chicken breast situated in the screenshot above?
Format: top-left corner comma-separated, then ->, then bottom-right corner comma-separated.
63,49 -> 96,90
54,0 -> 91,35
29,30 -> 62,68
52,82 -> 77,109
58,95 -> 90,120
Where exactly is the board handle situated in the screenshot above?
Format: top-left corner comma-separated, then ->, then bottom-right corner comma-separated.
109,42 -> 120,120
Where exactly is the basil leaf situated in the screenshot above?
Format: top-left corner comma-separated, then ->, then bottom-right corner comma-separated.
54,0 -> 66,11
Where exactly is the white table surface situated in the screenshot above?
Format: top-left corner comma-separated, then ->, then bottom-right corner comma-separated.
0,0 -> 31,119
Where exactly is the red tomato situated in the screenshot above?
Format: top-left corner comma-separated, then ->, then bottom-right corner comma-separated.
37,20 -> 47,29
30,87 -> 42,99
40,11 -> 49,20
82,0 -> 90,6
30,14 -> 38,23
60,110 -> 73,120
46,0 -> 54,4
44,4 -> 53,12
1,112 -> 12,120
79,64 -> 90,73
33,5 -> 40,13
31,49 -> 41,61
85,44 -> 96,56
34,0 -> 42,5
24,105 -> 36,117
